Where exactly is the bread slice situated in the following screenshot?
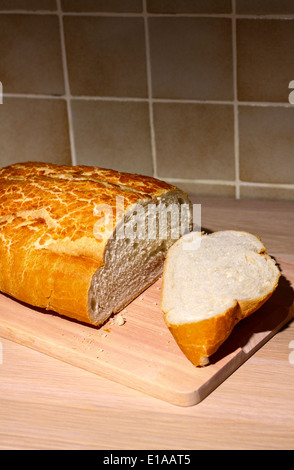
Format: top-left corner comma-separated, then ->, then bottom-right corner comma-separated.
0,162 -> 192,325
161,230 -> 281,367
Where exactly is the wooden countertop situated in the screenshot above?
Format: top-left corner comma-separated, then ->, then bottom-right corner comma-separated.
0,197 -> 294,450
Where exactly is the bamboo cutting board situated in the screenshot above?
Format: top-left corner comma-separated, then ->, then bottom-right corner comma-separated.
0,255 -> 293,407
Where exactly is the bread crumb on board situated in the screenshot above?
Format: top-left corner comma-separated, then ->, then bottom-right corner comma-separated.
115,313 -> 126,326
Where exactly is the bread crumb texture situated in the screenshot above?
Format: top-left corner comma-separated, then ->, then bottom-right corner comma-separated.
161,230 -> 281,367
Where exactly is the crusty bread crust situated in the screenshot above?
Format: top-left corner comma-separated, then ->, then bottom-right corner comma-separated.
161,231 -> 281,367
165,287 -> 279,367
0,161 -> 188,324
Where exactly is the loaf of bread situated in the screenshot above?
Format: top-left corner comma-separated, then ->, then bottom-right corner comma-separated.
0,162 -> 192,325
161,230 -> 281,367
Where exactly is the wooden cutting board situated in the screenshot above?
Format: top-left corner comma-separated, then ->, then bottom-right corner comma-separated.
0,255 -> 293,407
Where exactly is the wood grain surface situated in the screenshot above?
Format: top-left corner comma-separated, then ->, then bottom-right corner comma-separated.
0,256 -> 293,407
1,197 -> 294,449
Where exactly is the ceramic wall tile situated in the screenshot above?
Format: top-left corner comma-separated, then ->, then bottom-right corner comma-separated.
71,100 -> 153,175
237,19 -> 294,102
0,14 -> 64,95
147,0 -> 231,14
149,17 -> 233,100
64,16 -> 147,97
236,0 -> 294,15
0,0 -> 56,10
240,185 -> 294,201
61,0 -> 142,12
0,3 -> 293,200
239,106 -> 294,185
154,103 -> 235,180
0,98 -> 71,167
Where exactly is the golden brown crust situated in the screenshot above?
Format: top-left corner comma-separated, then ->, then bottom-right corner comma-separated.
165,287 -> 279,367
165,304 -> 238,367
0,161 -> 180,323
0,162 -> 175,261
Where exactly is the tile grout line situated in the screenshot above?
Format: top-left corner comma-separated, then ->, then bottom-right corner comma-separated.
56,0 -> 77,166
164,178 -> 236,186
163,177 -> 294,189
0,11 -> 234,17
4,93 -> 293,108
3,93 -> 65,100
1,10 -> 294,19
232,0 -> 240,199
239,181 -> 294,189
143,0 -> 157,178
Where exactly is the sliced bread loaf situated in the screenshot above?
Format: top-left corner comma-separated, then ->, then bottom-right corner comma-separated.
160,230 -> 281,367
0,162 -> 192,326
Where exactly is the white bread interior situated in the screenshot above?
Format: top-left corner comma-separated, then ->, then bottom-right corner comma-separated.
89,190 -> 191,325
161,230 -> 281,367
